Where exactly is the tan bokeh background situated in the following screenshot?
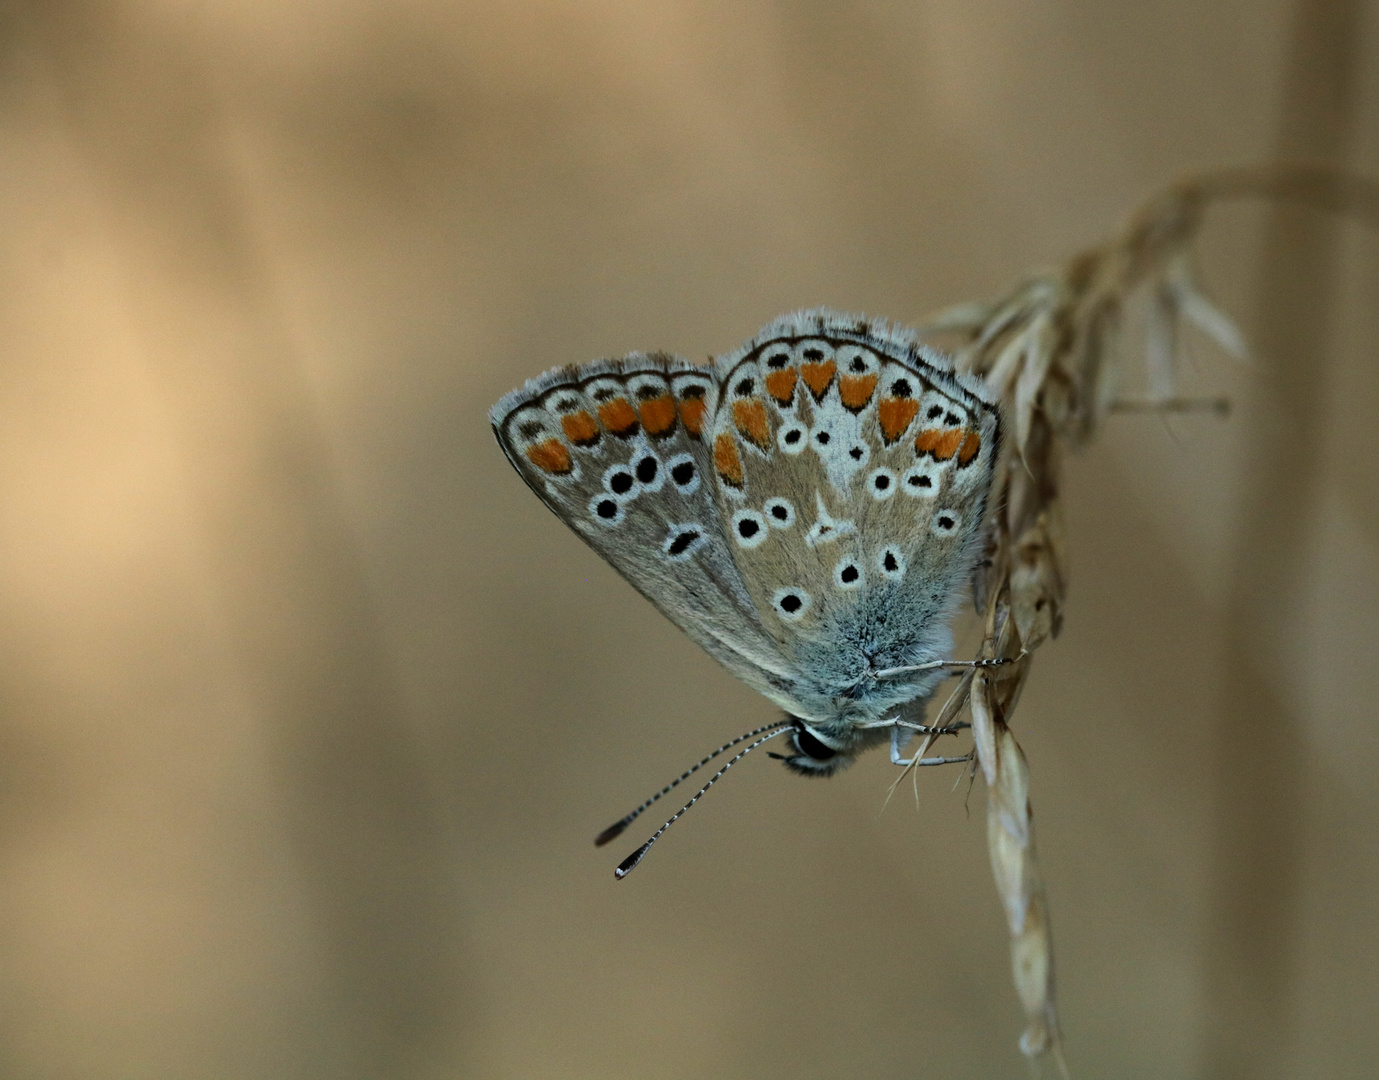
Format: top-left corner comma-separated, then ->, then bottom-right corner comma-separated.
0,2 -> 1376,1077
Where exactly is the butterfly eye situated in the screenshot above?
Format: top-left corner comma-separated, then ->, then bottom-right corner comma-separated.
793,726 -> 837,761
771,720 -> 855,776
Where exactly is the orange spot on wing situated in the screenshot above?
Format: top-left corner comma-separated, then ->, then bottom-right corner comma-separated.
560,411 -> 600,446
957,429 -> 982,465
526,438 -> 572,474
838,374 -> 878,412
800,360 -> 836,400
596,398 -> 639,437
878,398 -> 919,443
713,433 -> 744,487
678,396 -> 708,437
638,394 -> 678,437
764,369 -> 797,405
915,428 -> 964,461
732,398 -> 771,450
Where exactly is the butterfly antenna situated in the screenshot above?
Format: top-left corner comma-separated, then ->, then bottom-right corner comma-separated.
613,724 -> 793,879
594,721 -> 791,846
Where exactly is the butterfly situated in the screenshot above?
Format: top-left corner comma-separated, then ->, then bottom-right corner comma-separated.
491,310 -> 1002,875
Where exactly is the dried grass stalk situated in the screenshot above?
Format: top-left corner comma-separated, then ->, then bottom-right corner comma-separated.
911,164 -> 1379,1065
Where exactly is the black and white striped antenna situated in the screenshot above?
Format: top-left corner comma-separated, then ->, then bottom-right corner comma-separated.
596,721 -> 793,879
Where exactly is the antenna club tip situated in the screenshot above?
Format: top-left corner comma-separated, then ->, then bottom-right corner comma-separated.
594,819 -> 631,846
615,843 -> 651,879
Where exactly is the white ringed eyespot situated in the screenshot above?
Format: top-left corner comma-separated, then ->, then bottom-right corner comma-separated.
877,545 -> 906,580
589,494 -> 625,527
763,497 -> 795,529
771,587 -> 812,622
778,421 -> 808,454
901,463 -> 940,498
731,509 -> 770,548
665,452 -> 700,494
867,467 -> 898,500
833,557 -> 864,590
602,462 -> 639,501
661,524 -> 707,561
931,510 -> 962,536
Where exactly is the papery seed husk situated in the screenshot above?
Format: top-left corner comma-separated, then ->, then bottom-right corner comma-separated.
973,293 -> 1037,355
1177,280 -> 1249,359
1010,556 -> 1051,651
920,300 -> 995,334
970,674 -> 999,787
932,668 -> 976,732
1014,311 -> 1057,457
1011,904 -> 1050,1013
1005,461 -> 1033,537
1041,370 -> 1074,429
993,726 -> 1032,848
1041,503 -> 1069,590
1087,296 -> 1124,430
988,809 -> 1030,929
987,320 -> 1033,397
1146,283 -> 1179,402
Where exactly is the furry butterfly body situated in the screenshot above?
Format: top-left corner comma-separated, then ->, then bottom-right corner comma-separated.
491,310 -> 1000,774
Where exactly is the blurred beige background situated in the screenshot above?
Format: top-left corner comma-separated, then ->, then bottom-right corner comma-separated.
0,2 -> 1376,1078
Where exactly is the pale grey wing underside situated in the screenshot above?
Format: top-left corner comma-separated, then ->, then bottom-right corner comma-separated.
701,312 -> 1000,713
490,353 -> 801,706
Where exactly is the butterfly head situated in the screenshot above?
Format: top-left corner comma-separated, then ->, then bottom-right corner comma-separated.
768,714 -> 893,776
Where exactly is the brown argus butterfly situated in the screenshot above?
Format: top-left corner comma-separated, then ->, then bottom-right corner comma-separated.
491,310 -> 1002,875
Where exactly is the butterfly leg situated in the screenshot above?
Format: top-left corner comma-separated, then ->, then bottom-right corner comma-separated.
889,725 -> 973,767
870,655 -> 1019,682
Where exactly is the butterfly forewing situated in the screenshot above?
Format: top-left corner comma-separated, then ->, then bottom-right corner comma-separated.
489,353 -> 800,699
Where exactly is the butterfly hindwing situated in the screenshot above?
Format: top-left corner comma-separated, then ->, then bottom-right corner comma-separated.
490,353 -> 800,701
703,312 -> 1000,715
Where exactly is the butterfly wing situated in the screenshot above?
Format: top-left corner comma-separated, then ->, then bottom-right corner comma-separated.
490,353 -> 801,705
702,310 -> 1000,720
